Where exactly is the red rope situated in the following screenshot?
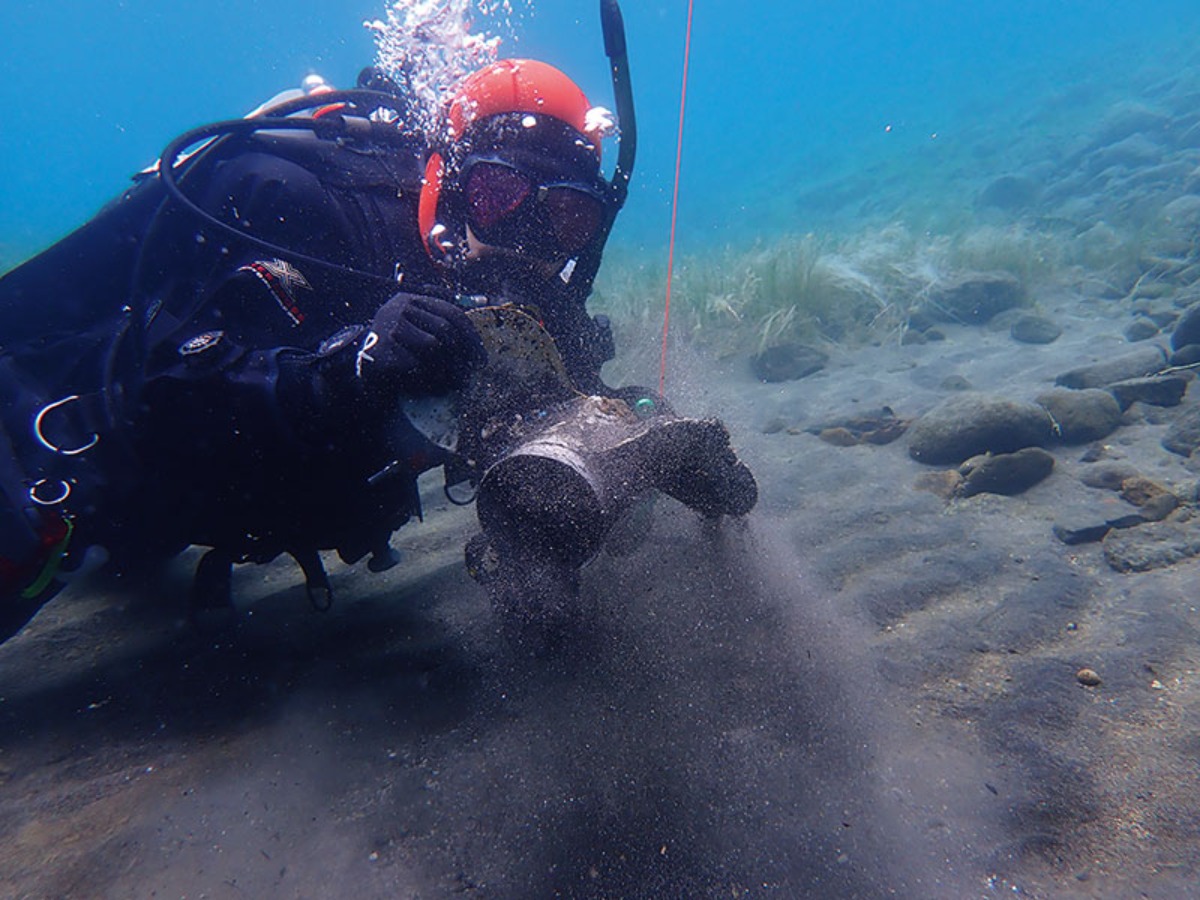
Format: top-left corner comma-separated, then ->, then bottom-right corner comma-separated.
659,0 -> 695,396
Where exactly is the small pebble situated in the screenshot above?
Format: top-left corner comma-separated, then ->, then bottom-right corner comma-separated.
1076,667 -> 1102,687
819,426 -> 859,447
1120,475 -> 1171,506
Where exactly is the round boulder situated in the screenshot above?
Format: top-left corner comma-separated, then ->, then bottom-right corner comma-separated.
1171,303 -> 1200,351
750,343 -> 829,383
1124,317 -> 1160,342
1170,344 -> 1200,366
1107,375 -> 1189,410
958,447 -> 1055,498
1102,521 -> 1200,573
908,394 -> 1055,465
1163,405 -> 1200,457
1035,389 -> 1123,444
1010,314 -> 1062,344
1079,462 -> 1141,490
1091,101 -> 1170,146
976,174 -> 1041,212
1055,345 -> 1167,389
927,272 -> 1023,325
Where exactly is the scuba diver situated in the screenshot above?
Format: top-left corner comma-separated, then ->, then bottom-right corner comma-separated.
0,19 -> 638,643
2,0 -> 756,647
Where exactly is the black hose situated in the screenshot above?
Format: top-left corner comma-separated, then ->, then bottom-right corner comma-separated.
158,118 -> 397,283
156,89 -> 417,284
563,0 -> 637,305
600,0 -> 636,208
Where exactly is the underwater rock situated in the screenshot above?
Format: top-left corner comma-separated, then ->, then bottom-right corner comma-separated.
1107,375 -> 1189,410
1076,668 -> 1103,687
1010,314 -> 1062,344
1070,221 -> 1126,270
904,307 -> 941,333
808,407 -> 910,446
1121,401 -> 1181,427
1054,345 -> 1167,389
1102,520 -> 1200,573
1175,479 -> 1200,503
818,427 -> 859,447
986,307 -> 1026,333
1130,301 -> 1177,329
1035,389 -> 1122,444
749,343 -> 828,383
956,447 -> 1055,498
1162,405 -> 1200,456
1130,280 -> 1174,300
926,271 -> 1023,325
1138,494 -> 1179,522
1169,343 -> 1200,366
939,374 -> 973,391
1159,194 -> 1200,235
1173,287 -> 1200,310
1084,133 -> 1163,174
1120,476 -> 1179,521
976,173 -> 1042,211
1118,475 -> 1171,505
1170,303 -> 1200,351
1078,443 -> 1115,462
1079,462 -> 1141,491
1159,201 -> 1200,260
908,394 -> 1054,465
1123,317 -> 1160,342
1090,101 -> 1171,147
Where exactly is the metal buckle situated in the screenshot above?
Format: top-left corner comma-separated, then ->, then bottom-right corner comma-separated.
33,395 -> 100,456
30,478 -> 71,506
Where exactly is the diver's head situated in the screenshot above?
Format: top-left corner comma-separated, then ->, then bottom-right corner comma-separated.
419,59 -> 616,298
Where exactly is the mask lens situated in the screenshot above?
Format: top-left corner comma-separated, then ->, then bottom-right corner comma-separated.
464,162 -> 533,230
542,187 -> 605,253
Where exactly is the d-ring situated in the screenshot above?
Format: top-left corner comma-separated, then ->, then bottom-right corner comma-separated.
33,395 -> 100,456
30,478 -> 71,506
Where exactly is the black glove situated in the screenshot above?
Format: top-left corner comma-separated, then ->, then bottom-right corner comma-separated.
357,293 -> 485,396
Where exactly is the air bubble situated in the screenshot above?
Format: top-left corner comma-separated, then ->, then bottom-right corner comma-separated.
366,0 -> 530,138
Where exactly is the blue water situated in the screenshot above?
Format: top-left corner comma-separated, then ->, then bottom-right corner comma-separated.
2,0 -> 1199,262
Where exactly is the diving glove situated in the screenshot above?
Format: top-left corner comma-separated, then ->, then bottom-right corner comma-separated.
357,293 -> 486,396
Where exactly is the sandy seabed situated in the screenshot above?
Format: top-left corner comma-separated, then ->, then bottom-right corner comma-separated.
2,282 -> 1199,899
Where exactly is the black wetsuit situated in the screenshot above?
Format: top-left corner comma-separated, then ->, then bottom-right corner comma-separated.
0,120 -> 447,637
0,94 -> 620,642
